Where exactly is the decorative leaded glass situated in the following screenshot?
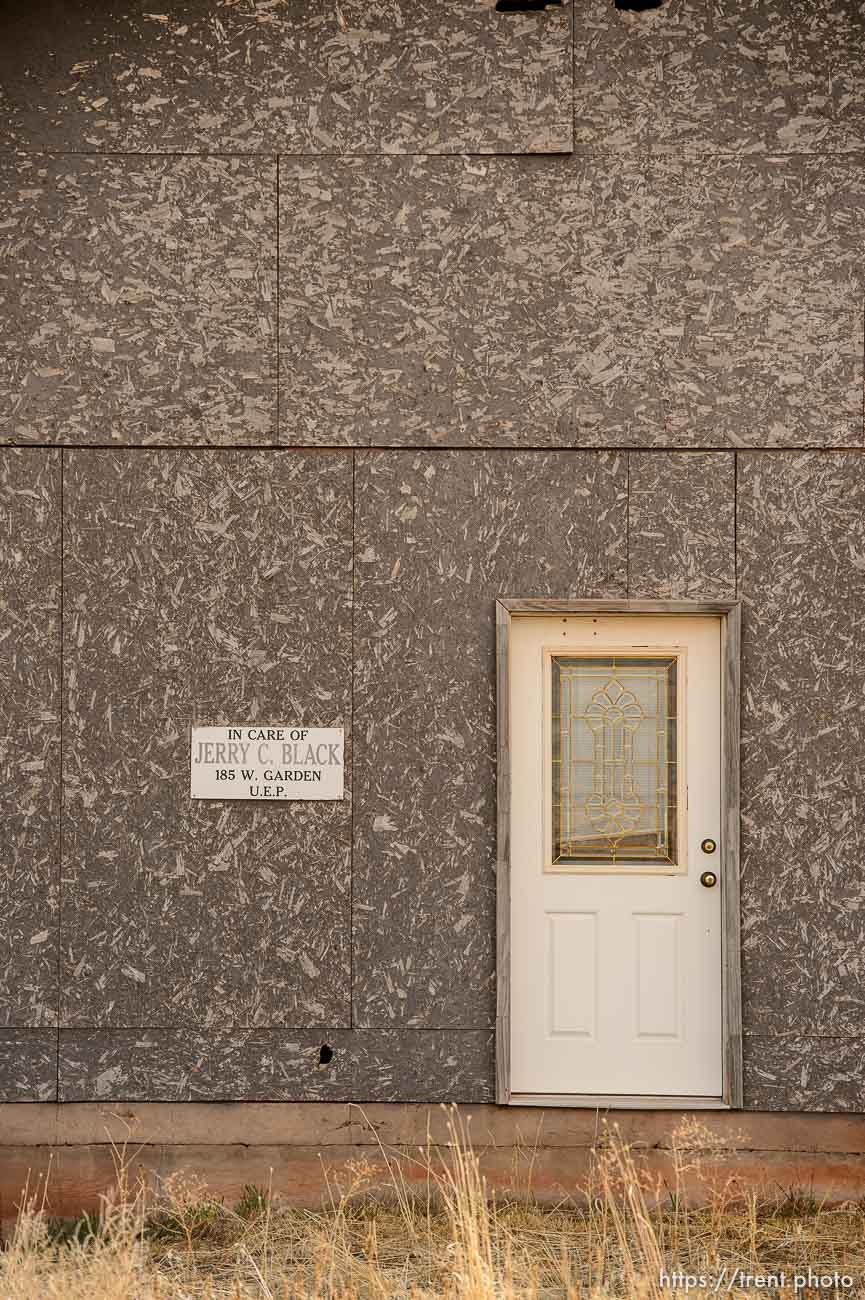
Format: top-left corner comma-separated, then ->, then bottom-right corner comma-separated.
551,655 -> 679,866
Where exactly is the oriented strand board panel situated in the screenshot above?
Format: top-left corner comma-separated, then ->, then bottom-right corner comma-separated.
575,0 -> 865,156
279,154 -> 668,447
62,451 -> 352,1029
0,451 -> 60,1027
737,453 -> 865,1040
58,1029 -> 495,1102
0,0 -> 573,155
744,1036 -> 865,1113
279,155 -> 865,448
628,453 -> 735,599
352,451 -> 627,1029
0,156 -> 276,446
657,158 -> 865,448
0,1031 -> 57,1102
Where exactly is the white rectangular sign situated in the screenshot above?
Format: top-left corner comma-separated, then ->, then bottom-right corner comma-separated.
190,725 -> 344,800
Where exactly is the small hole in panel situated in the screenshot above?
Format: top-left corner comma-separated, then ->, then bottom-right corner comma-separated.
318,1043 -> 334,1065
615,0 -> 664,9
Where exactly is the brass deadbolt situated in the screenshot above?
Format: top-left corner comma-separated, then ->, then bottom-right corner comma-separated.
700,870 -> 718,889
700,837 -> 717,854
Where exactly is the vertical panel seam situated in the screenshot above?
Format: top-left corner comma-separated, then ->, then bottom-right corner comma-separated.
857,295 -> 865,457
570,0 -> 576,154
625,451 -> 631,599
733,451 -> 738,599
349,450 -> 355,1029
275,155 -> 281,446
56,448 -> 64,1103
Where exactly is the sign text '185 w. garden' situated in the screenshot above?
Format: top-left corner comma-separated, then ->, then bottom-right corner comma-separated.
190,725 -> 344,800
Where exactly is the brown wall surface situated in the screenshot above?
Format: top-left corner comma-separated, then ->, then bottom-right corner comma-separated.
0,0 -> 864,1112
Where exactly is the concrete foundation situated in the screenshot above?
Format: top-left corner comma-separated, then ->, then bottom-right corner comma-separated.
1,1104 -> 863,1221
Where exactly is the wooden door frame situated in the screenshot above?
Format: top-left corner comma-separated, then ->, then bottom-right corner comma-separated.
495,598 -> 743,1109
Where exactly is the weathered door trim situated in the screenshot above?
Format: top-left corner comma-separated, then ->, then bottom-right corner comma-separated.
495,598 -> 743,1109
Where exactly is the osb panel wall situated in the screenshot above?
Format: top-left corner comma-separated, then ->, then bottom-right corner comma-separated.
0,452 -> 60,1100
352,451 -> 627,1031
61,451 -> 353,1033
0,157 -> 277,445
0,1 -> 573,155
0,0 -> 864,1110
278,154 -> 864,448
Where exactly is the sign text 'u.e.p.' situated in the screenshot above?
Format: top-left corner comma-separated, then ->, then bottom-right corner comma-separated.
190,725 -> 344,800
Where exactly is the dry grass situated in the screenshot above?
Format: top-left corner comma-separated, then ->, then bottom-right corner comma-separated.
1,1110 -> 863,1298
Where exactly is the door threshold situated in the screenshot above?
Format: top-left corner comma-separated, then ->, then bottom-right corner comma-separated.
509,1093 -> 730,1110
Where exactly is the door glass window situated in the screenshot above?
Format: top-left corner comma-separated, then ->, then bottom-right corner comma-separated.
551,654 -> 680,867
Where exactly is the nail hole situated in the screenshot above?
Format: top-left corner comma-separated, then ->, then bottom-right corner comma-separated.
318,1043 -> 334,1065
495,0 -> 562,11
615,0 -> 664,9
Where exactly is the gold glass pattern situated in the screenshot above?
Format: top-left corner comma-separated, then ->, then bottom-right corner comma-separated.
551,655 -> 679,866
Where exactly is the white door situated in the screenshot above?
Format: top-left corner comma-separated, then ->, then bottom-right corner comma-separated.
509,614 -> 723,1099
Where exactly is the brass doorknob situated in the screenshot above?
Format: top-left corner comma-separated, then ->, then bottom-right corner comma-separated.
701,837 -> 717,854
700,870 -> 718,889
